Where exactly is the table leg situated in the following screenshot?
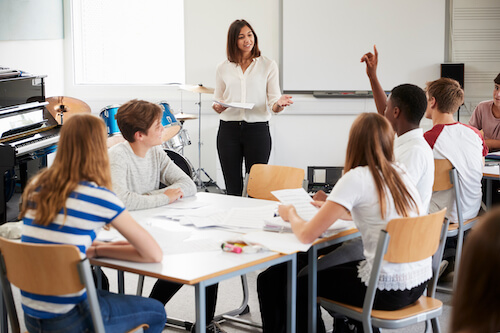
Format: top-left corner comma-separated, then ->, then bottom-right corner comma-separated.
286,253 -> 297,333
118,270 -> 125,294
487,178 -> 492,210
95,266 -> 102,289
308,246 -> 318,333
0,283 -> 7,333
195,282 -> 207,333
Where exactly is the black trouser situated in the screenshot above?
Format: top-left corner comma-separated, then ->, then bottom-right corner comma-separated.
257,260 -> 428,333
149,279 -> 218,327
217,120 -> 272,196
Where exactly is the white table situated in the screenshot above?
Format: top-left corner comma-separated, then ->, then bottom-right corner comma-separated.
90,192 -> 298,333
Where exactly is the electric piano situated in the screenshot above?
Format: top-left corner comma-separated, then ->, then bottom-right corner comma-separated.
0,75 -> 60,224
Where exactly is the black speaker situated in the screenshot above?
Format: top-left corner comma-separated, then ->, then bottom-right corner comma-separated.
441,63 -> 464,90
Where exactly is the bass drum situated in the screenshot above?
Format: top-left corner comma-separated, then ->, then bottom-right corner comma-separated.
164,149 -> 195,179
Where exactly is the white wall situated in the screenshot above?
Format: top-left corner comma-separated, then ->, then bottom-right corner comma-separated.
0,40 -> 65,97
1,0 -> 497,188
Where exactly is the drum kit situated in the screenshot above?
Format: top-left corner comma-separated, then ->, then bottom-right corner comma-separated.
99,84 -> 218,189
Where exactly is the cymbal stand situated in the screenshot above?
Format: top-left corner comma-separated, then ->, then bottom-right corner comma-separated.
193,92 -> 220,191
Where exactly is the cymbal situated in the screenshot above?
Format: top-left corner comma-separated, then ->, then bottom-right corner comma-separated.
175,113 -> 198,121
180,84 -> 214,94
46,96 -> 91,125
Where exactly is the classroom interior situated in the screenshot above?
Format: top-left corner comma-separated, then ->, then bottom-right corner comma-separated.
1,0 -> 500,332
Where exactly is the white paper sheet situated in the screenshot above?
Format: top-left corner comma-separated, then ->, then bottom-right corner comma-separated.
219,205 -> 276,230
243,231 -> 311,254
164,196 -> 210,209
271,188 -> 319,220
213,100 -> 255,110
263,216 -> 356,238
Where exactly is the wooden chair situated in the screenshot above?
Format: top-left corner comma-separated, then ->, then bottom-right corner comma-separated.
242,164 -> 306,200
0,237 -> 148,333
215,164 -> 305,326
433,159 -> 480,293
319,209 -> 448,333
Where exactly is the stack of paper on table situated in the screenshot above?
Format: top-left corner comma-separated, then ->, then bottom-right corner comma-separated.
153,203 -> 277,230
242,188 -> 356,254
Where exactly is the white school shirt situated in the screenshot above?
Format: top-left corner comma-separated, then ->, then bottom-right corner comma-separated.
394,128 -> 434,213
424,123 -> 487,223
328,164 -> 430,291
214,56 -> 281,122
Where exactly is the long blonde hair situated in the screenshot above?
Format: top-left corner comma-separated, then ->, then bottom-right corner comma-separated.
344,113 -> 418,218
19,114 -> 112,226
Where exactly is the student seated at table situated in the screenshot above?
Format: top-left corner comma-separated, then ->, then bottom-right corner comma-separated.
314,46 -> 434,214
18,114 -> 166,333
109,99 -> 217,332
468,73 -> 500,151
424,78 -> 487,222
424,77 -> 488,276
258,112 -> 425,333
109,99 -> 196,210
450,207 -> 500,333
360,45 -> 434,213
312,46 -> 436,275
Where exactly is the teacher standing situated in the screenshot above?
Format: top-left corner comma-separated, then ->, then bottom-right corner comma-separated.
213,19 -> 293,196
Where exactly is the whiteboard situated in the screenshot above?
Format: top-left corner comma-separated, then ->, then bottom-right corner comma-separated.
282,0 -> 446,92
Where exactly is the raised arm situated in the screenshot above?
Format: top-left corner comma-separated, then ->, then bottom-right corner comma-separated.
278,201 -> 349,244
361,45 -> 387,115
88,210 -> 163,263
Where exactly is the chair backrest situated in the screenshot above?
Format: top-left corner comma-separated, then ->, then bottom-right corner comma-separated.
0,237 -> 105,333
244,164 -> 305,201
361,209 -> 449,316
0,237 -> 84,295
384,209 -> 447,263
433,159 -> 453,191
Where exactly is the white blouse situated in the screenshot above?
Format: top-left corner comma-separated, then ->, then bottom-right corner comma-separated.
213,56 -> 281,122
328,164 -> 431,291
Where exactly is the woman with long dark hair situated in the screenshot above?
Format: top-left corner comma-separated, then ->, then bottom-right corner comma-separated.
213,19 -> 293,196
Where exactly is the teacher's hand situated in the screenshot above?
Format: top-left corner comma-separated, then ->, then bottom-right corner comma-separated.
213,101 -> 227,114
360,45 -> 378,79
278,95 -> 293,107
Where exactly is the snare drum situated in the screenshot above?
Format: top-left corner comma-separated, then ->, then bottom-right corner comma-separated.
165,128 -> 191,151
159,101 -> 181,142
99,105 -> 121,136
165,149 -> 195,179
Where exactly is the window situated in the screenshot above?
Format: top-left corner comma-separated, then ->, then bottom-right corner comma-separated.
71,0 -> 184,85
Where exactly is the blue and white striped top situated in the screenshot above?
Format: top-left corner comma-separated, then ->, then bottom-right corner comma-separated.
21,181 -> 125,319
